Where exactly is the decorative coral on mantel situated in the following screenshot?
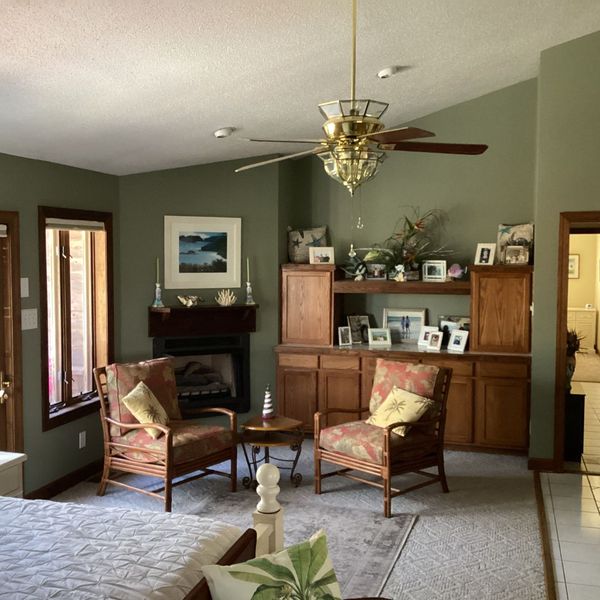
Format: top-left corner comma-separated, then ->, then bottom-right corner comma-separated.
215,289 -> 236,306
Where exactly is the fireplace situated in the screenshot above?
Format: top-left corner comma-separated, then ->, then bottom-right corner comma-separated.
149,305 -> 257,418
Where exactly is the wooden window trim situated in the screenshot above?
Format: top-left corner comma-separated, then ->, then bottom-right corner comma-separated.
39,206 -> 114,432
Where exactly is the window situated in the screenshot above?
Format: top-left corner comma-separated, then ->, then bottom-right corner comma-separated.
39,207 -> 113,430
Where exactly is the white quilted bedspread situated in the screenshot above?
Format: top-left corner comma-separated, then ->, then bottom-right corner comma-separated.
0,496 -> 242,599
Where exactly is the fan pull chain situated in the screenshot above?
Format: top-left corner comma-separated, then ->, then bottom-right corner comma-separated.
355,188 -> 364,229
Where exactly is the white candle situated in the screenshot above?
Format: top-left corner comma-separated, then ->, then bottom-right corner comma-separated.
247,257 -> 250,282
156,257 -> 160,283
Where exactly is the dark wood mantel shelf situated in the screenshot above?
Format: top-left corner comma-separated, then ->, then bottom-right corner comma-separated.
148,304 -> 258,337
332,279 -> 470,295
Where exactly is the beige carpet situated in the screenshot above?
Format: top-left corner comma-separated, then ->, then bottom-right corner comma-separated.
573,351 -> 600,383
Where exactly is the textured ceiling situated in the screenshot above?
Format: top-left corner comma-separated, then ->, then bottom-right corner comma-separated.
2,0 -> 600,175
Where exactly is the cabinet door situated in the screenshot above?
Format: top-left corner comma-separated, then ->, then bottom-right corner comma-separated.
470,267 -> 532,353
475,378 -> 529,449
318,370 -> 361,427
278,367 -> 318,431
281,268 -> 333,345
444,377 -> 475,444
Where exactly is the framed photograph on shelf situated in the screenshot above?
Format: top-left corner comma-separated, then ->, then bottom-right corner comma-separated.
383,308 -> 426,343
568,254 -> 580,279
439,315 -> 470,347
448,329 -> 469,353
418,326 -> 439,347
474,243 -> 496,265
164,215 -> 241,289
347,315 -> 370,344
338,326 -> 352,347
309,246 -> 335,264
497,223 -> 533,264
504,245 -> 529,265
426,331 -> 443,352
422,260 -> 447,282
368,328 -> 392,347
365,263 -> 387,280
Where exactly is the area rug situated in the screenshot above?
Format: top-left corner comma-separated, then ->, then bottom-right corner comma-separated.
54,444 -> 546,599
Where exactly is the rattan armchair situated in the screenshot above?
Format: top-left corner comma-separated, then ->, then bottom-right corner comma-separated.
93,357 -> 237,511
314,360 -> 452,517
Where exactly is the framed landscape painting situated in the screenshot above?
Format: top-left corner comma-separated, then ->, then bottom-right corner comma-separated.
164,216 -> 241,289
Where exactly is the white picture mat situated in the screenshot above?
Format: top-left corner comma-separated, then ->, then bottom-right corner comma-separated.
368,327 -> 391,346
418,326 -> 439,347
426,331 -> 443,351
448,329 -> 469,352
474,243 -> 496,265
164,215 -> 241,289
383,308 -> 426,343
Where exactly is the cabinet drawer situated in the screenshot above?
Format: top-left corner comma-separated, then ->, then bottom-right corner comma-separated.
477,361 -> 529,379
278,354 -> 318,369
320,355 -> 359,370
421,358 -> 474,377
0,465 -> 21,496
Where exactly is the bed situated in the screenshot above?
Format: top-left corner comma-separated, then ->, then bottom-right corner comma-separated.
0,496 -> 257,599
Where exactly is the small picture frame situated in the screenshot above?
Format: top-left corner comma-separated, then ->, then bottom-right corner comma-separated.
309,246 -> 335,265
568,254 -> 580,279
474,243 -> 496,265
365,263 -> 387,280
448,329 -> 469,353
382,308 -> 427,343
418,326 -> 439,347
338,326 -> 352,347
504,245 -> 529,265
347,315 -> 370,344
368,327 -> 392,347
422,260 -> 447,282
426,331 -> 443,352
439,315 -> 470,347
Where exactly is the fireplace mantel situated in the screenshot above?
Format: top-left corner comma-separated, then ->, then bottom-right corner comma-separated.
148,304 -> 258,337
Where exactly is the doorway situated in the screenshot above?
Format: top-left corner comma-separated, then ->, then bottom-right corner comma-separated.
0,211 -> 23,452
555,212 -> 600,472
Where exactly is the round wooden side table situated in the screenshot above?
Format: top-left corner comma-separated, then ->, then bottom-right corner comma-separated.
240,415 -> 304,488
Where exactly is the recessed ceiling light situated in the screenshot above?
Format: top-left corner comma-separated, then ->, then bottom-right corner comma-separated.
213,127 -> 235,139
377,65 -> 405,79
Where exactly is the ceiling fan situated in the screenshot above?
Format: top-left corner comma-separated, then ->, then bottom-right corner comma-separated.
235,0 -> 488,196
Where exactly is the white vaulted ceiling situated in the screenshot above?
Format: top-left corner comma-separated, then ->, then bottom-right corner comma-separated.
2,0 -> 600,175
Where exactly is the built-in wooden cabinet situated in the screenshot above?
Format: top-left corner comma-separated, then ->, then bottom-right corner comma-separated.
276,264 -> 532,453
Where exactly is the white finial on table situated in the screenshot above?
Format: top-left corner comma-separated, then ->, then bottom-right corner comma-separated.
262,384 -> 274,420
256,463 -> 281,514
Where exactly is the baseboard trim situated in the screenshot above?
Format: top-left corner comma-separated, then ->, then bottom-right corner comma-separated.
25,459 -> 103,500
528,458 -> 556,471
533,472 -> 557,600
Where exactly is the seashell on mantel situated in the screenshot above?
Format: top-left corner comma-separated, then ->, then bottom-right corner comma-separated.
215,289 -> 236,306
177,295 -> 203,307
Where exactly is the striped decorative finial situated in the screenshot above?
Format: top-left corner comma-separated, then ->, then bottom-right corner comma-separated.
262,384 -> 275,420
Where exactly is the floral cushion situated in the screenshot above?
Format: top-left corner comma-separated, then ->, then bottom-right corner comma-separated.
105,358 -> 181,438
319,420 -> 433,465
369,358 -> 439,414
203,530 -> 342,600
113,421 -> 233,464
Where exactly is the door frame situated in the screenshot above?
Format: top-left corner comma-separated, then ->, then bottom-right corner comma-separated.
554,211 -> 600,467
0,210 -> 23,451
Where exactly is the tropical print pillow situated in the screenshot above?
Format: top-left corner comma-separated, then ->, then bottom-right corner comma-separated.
203,530 -> 342,600
121,381 -> 169,439
366,385 -> 434,436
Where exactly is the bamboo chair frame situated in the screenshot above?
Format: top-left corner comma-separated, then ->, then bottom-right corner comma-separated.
314,366 -> 452,518
93,366 -> 237,512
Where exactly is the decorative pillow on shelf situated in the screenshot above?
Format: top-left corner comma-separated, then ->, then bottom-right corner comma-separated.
366,385 -> 435,436
121,381 -> 169,439
288,225 -> 328,263
203,530 -> 342,600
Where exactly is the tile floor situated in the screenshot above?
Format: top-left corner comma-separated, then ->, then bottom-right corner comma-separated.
542,381 -> 600,599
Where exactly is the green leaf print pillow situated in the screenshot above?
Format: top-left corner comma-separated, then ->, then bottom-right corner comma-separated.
203,530 -> 342,600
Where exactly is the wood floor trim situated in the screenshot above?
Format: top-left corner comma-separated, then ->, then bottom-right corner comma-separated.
533,471 -> 557,600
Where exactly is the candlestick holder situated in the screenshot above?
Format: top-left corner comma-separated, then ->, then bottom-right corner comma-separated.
152,282 -> 165,308
245,280 -> 255,305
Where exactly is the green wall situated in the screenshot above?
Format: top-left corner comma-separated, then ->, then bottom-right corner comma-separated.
530,31 -> 600,459
308,79 -> 537,329
0,152 -> 118,492
117,158 -> 282,422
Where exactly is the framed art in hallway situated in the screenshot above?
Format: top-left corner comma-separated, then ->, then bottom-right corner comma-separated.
164,216 -> 241,289
568,254 -> 580,279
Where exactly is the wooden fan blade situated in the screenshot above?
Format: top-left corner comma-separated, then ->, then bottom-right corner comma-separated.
235,147 -> 326,173
386,141 -> 488,155
243,137 -> 324,144
363,127 -> 435,143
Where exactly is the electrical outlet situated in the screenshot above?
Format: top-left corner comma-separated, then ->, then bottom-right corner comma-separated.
78,431 -> 86,449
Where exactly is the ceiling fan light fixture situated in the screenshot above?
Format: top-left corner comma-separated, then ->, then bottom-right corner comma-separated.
318,99 -> 388,120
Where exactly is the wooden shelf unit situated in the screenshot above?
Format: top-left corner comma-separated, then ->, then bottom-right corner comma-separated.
333,279 -> 470,295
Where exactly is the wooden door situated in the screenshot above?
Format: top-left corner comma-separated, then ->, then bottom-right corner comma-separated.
444,377 -> 475,444
0,212 -> 22,452
470,266 -> 532,353
281,266 -> 333,346
475,378 -> 529,449
318,370 -> 361,427
278,367 -> 318,431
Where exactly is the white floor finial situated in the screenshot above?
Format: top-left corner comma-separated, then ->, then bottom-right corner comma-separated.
253,464 -> 284,554
256,463 -> 281,514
